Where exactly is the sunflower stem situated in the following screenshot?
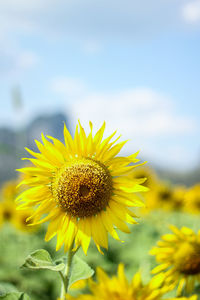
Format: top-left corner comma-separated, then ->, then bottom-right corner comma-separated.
59,241 -> 75,300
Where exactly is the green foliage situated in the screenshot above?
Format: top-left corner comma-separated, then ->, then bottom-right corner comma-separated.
0,283 -> 18,296
21,248 -> 94,294
0,225 -> 60,300
1,212 -> 200,299
0,292 -> 30,300
69,256 -> 94,289
22,249 -> 65,271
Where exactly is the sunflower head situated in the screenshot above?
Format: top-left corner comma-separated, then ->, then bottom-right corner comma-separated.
52,158 -> 113,218
150,225 -> 200,295
132,166 -> 157,189
16,121 -> 147,254
184,184 -> 200,214
67,264 -> 170,300
0,201 -> 16,223
157,185 -> 173,203
144,183 -> 172,212
1,180 -> 18,202
14,209 -> 37,233
171,186 -> 186,211
145,182 -> 185,212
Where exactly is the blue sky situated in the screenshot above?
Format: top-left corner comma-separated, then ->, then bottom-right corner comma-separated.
1,0 -> 200,170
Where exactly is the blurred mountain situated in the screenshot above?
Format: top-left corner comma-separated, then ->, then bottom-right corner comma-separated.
26,113 -> 67,150
156,167 -> 200,187
0,113 -> 69,184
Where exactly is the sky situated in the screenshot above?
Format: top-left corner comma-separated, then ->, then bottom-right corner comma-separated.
1,0 -> 200,171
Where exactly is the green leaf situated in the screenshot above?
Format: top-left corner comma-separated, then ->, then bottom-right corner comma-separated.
0,283 -> 18,296
21,249 -> 65,271
69,256 -> 94,289
0,292 -> 30,300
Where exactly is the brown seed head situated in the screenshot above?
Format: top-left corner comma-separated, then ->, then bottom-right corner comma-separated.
52,158 -> 113,218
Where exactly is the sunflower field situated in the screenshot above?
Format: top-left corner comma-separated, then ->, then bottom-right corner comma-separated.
0,122 -> 200,300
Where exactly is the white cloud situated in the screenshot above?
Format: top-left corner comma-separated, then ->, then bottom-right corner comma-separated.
51,77 -> 197,169
52,77 -> 88,98
0,40 -> 39,79
16,51 -> 38,69
82,41 -> 103,54
182,0 -> 200,23
67,88 -> 195,138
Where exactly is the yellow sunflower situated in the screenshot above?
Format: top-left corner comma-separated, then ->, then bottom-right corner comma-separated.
145,183 -> 185,212
172,186 -> 186,211
16,121 -> 147,254
13,209 -> 37,233
150,225 -> 200,295
132,166 -> 158,189
0,207 -> 3,227
64,293 -> 197,300
1,180 -> 18,202
65,264 -> 173,300
0,200 -> 16,224
144,182 -> 174,212
184,184 -> 200,214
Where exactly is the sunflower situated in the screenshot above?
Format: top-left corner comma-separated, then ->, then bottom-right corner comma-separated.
144,182 -> 174,212
13,209 -> 37,233
16,121 -> 147,254
0,200 -> 16,224
150,225 -> 200,295
1,180 -> 18,201
145,182 -> 186,213
184,184 -> 200,214
65,264 -> 178,300
132,166 -> 157,189
0,207 -> 3,227
172,186 -> 186,211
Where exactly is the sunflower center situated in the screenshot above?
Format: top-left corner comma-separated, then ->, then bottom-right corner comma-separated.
174,242 -> 200,275
194,198 -> 200,209
79,185 -> 90,197
159,190 -> 172,201
3,210 -> 12,221
52,158 -> 113,218
22,215 -> 31,226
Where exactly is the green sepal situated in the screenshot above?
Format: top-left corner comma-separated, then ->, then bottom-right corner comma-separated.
21,249 -> 65,271
0,292 -> 30,300
68,255 -> 94,289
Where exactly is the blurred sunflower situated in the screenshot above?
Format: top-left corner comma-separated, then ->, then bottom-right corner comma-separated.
65,264 -> 197,300
0,179 -> 36,233
13,209 -> 37,233
145,183 -> 174,212
1,180 -> 18,201
184,184 -> 200,214
0,200 -> 16,224
131,166 -> 157,189
0,207 -> 3,227
16,121 -> 147,254
150,225 -> 200,295
172,186 -> 186,211
69,264 -> 169,300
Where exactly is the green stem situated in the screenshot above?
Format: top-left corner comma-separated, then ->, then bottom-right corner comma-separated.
59,242 -> 76,300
